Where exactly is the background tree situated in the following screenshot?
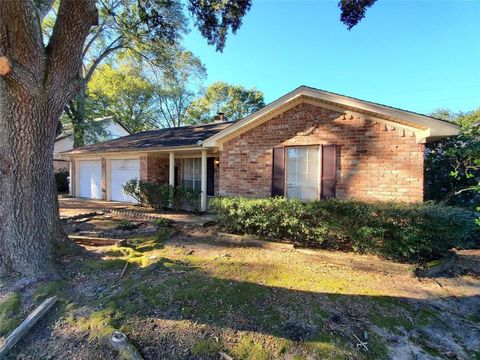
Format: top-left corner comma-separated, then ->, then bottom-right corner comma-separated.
425,109 -> 480,209
86,62 -> 156,132
186,81 -> 265,124
55,0 -> 187,147
0,0 -> 252,280
149,50 -> 207,128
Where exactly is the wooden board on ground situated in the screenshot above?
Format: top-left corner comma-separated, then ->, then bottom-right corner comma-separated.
69,235 -> 127,246
0,296 -> 57,358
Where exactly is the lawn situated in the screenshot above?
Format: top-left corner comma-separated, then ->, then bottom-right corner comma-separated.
1,224 -> 479,359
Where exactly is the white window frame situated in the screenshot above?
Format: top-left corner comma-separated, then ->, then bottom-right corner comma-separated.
285,145 -> 321,201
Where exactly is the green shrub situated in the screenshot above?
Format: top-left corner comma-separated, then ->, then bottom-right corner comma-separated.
123,180 -> 200,211
209,197 -> 479,262
55,171 -> 69,193
152,217 -> 170,227
117,220 -> 138,230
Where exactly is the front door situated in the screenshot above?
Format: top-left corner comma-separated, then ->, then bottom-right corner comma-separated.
207,158 -> 215,196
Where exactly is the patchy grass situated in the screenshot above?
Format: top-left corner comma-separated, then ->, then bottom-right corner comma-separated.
75,307 -> 119,341
191,338 -> 223,356
8,226 -> 480,359
229,336 -> 273,360
33,280 -> 65,303
0,292 -> 22,337
370,313 -> 413,333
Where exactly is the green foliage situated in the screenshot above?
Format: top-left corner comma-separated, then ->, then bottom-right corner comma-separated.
87,63 -> 156,132
425,109 -> 480,209
55,171 -> 69,193
186,81 -> 265,124
0,293 -> 22,337
210,197 -> 479,262
123,179 -> 200,210
150,50 -> 207,128
152,217 -> 170,227
116,220 -> 138,231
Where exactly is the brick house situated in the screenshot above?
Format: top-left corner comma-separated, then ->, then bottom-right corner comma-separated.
65,86 -> 459,210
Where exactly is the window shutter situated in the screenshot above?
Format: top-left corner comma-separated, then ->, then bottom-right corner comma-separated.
321,145 -> 337,199
271,147 -> 285,196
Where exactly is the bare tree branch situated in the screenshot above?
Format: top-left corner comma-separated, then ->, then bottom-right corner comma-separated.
84,37 -> 124,84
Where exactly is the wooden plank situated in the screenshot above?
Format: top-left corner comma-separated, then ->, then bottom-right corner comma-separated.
0,296 -> 57,358
68,235 -> 126,246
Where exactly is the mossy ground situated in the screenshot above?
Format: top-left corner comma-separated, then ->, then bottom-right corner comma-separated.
5,225 -> 479,359
0,292 -> 22,337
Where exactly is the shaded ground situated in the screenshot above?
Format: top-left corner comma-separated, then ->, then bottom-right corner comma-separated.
1,207 -> 479,360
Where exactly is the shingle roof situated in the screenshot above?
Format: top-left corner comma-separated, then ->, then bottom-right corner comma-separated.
66,121 -> 234,155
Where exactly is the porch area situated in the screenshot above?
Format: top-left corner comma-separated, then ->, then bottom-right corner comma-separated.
140,148 -> 219,212
70,147 -> 219,212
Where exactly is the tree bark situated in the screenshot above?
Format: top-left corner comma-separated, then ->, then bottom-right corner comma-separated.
71,84 -> 87,148
0,0 -> 98,279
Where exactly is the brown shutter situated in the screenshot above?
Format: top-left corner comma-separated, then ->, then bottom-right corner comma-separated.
271,147 -> 285,196
321,145 -> 337,199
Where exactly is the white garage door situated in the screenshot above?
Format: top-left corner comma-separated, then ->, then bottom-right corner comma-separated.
79,160 -> 102,199
110,159 -> 140,203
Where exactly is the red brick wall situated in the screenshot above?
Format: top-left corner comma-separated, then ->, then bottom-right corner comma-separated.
140,155 -> 184,185
219,102 -> 425,202
140,155 -> 169,184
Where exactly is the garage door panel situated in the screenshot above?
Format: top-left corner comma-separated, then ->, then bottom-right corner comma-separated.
79,161 -> 102,199
110,159 -> 140,203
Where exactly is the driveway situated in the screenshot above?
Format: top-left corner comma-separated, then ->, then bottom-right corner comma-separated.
59,196 -> 131,218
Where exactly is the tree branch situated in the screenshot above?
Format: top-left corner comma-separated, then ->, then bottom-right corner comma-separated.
45,0 -> 99,100
34,0 -> 56,21
84,37 -> 124,84
82,25 -> 105,58
0,0 -> 45,91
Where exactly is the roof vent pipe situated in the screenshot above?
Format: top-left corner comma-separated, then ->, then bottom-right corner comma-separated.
215,112 -> 226,122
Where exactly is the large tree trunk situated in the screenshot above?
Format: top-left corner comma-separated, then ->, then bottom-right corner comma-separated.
0,0 -> 98,280
0,87 -> 68,279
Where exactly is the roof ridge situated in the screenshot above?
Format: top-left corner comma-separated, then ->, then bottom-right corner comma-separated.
297,85 -> 458,126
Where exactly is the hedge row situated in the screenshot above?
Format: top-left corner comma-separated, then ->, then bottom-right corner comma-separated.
209,196 -> 479,262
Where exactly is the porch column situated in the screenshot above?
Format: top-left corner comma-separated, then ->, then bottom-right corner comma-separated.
169,152 -> 175,208
169,152 -> 175,186
200,149 -> 207,212
69,159 -> 75,196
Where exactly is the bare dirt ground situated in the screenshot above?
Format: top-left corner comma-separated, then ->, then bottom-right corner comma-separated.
59,197 -> 131,218
1,205 -> 479,360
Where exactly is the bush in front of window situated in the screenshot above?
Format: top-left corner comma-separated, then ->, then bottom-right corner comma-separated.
209,196 -> 479,262
123,180 -> 200,211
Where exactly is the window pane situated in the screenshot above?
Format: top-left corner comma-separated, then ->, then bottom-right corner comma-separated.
286,146 -> 319,201
183,158 -> 201,191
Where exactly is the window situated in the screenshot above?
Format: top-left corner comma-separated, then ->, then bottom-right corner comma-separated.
183,158 -> 201,191
286,146 -> 319,200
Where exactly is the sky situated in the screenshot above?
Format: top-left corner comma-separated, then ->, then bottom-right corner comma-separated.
183,0 -> 480,115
